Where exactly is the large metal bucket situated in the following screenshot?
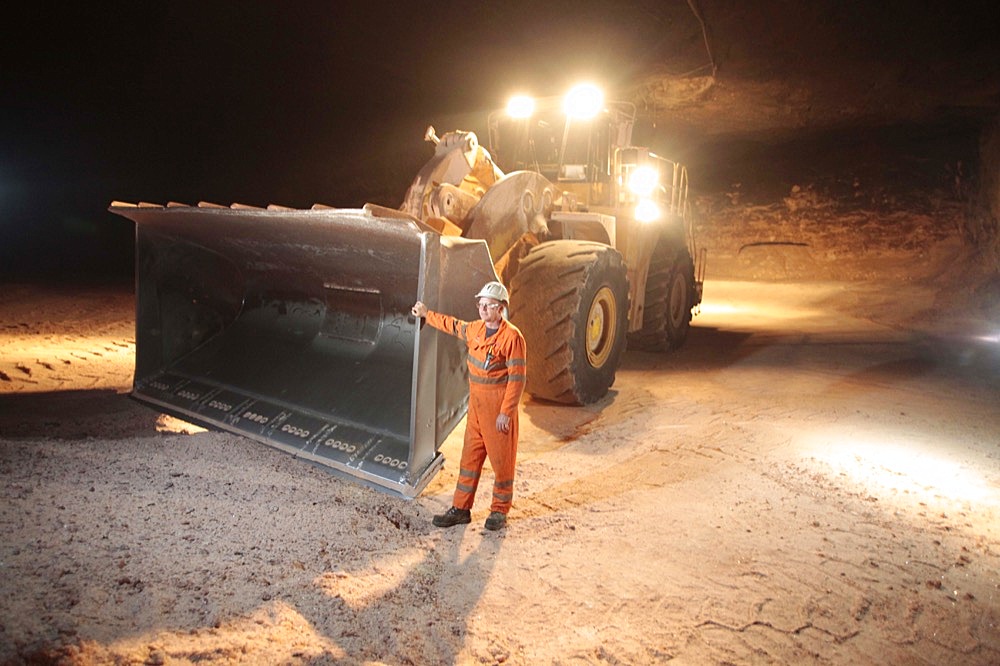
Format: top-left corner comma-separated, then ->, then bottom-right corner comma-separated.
109,201 -> 497,497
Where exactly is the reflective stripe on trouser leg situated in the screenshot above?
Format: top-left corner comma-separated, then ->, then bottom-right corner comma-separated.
454,467 -> 481,507
492,478 -> 514,510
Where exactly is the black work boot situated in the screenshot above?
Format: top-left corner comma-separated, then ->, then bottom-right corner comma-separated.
484,511 -> 507,531
432,507 -> 471,528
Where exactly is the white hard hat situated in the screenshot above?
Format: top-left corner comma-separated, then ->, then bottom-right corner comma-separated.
475,281 -> 509,302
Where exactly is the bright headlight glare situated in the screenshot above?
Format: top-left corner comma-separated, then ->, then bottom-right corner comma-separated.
506,95 -> 535,119
563,83 -> 604,119
635,199 -> 660,223
628,166 -> 659,197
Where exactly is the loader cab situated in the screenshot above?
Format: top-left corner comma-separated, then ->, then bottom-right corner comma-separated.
487,84 -> 636,211
487,84 -> 694,253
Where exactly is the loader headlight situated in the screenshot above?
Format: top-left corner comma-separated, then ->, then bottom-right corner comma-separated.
635,199 -> 661,223
506,94 -> 535,119
627,166 -> 659,197
564,83 -> 604,119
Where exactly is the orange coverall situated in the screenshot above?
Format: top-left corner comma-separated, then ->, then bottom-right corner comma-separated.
424,310 -> 526,514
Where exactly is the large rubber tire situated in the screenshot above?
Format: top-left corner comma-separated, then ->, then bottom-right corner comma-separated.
628,236 -> 695,352
509,240 -> 629,405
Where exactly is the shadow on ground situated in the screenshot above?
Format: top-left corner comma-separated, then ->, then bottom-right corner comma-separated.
0,389 -> 159,439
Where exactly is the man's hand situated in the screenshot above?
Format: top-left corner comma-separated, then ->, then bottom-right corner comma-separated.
411,301 -> 428,318
495,413 -> 511,433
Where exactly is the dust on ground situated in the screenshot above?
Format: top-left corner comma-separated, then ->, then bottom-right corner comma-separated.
3,158 -> 1000,665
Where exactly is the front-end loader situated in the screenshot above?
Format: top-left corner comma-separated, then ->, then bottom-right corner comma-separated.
110,83 -> 703,497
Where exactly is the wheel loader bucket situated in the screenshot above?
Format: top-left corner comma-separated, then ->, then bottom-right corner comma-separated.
109,201 -> 497,498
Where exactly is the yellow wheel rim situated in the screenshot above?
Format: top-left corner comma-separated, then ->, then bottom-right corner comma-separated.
586,286 -> 617,368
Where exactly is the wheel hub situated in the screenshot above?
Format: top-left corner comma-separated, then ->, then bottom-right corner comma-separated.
586,286 -> 616,368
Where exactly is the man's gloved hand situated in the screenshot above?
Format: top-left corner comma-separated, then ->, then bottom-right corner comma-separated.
495,413 -> 511,433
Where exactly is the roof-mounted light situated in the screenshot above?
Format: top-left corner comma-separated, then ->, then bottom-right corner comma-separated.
506,95 -> 535,119
563,83 -> 604,119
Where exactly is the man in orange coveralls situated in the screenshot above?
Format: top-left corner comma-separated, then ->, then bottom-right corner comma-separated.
411,281 -> 526,531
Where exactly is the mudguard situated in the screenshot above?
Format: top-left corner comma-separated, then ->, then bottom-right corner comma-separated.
109,201 -> 497,498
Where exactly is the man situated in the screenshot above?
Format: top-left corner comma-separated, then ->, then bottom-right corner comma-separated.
411,281 -> 526,531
